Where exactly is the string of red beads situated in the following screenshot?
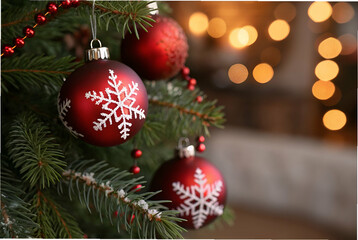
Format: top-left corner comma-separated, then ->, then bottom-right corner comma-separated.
129,148 -> 142,176
1,0 -> 80,57
196,135 -> 206,152
181,66 -> 203,102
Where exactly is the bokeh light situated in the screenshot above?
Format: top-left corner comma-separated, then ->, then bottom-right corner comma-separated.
308,2 -> 332,23
253,63 -> 274,84
312,80 -> 335,100
229,28 -> 246,48
207,17 -> 227,38
315,60 -> 339,81
242,25 -> 258,46
318,37 -> 342,59
339,34 -> 357,55
268,20 -> 290,41
274,3 -> 297,22
260,47 -> 281,67
323,109 -> 347,131
228,64 -> 249,84
189,12 -> 209,35
332,2 -> 355,24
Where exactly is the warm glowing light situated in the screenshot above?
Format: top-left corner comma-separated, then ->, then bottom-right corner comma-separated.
242,25 -> 258,46
268,20 -> 290,41
339,34 -> 357,55
308,2 -> 332,23
315,60 -> 339,81
312,80 -> 335,100
238,28 -> 249,45
318,37 -> 342,59
260,47 -> 281,67
274,3 -> 297,22
229,28 -> 245,48
189,12 -> 209,35
332,2 -> 355,24
253,63 -> 274,84
207,18 -> 226,38
228,64 -> 249,84
323,109 -> 347,131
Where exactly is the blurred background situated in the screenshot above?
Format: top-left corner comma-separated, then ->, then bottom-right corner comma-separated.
168,1 -> 357,240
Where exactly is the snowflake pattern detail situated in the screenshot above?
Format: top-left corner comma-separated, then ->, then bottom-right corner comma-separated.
58,98 -> 84,138
85,69 -> 146,140
172,168 -> 224,229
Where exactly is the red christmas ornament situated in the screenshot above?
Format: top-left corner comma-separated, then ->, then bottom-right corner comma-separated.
121,14 -> 188,80
150,139 -> 226,229
23,26 -> 35,38
47,2 -> 58,14
34,13 -> 47,25
14,37 -> 25,48
58,41 -> 148,146
130,165 -> 140,174
2,45 -> 14,57
196,143 -> 206,152
131,149 -> 142,158
61,0 -> 72,8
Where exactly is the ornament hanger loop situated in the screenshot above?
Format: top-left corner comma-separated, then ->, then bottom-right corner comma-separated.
89,0 -> 97,42
90,38 -> 102,49
178,137 -> 190,149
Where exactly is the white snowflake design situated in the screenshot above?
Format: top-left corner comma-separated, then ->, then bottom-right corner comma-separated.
85,69 -> 146,140
58,98 -> 84,138
172,168 -> 224,229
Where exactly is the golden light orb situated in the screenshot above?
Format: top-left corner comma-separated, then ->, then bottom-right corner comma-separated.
268,20 -> 290,41
189,12 -> 209,35
228,64 -> 249,84
332,2 -> 355,24
318,37 -> 342,59
308,2 -> 332,23
253,63 -> 274,84
323,109 -> 347,131
242,25 -> 258,46
207,17 -> 227,38
229,28 -> 246,48
312,80 -> 335,100
315,60 -> 339,81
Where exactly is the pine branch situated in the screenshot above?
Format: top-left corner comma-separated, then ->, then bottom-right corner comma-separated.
78,0 -> 156,38
59,159 -> 185,238
6,112 -> 67,189
0,166 -> 38,238
1,54 -> 81,92
31,190 -> 83,238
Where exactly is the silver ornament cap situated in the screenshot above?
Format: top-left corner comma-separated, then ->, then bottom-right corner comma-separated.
176,137 -> 195,158
85,39 -> 110,62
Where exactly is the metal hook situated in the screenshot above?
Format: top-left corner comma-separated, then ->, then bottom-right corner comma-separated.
90,39 -> 102,49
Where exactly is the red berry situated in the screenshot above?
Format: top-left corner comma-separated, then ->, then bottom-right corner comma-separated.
187,84 -> 195,91
14,37 -> 25,48
130,165 -> 140,175
113,211 -> 118,217
198,136 -> 205,143
83,234 -> 88,238
34,13 -> 46,25
61,0 -> 72,8
181,67 -> 190,78
47,2 -> 58,14
196,143 -> 206,152
2,45 -> 14,57
23,26 -> 35,38
131,149 -> 142,158
196,96 -> 203,103
71,0 -> 80,7
189,78 -> 197,86
132,184 -> 142,192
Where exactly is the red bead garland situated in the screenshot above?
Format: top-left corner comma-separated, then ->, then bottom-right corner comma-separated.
198,135 -> 205,143
196,96 -> 203,103
1,1 -> 80,57
130,165 -> 141,175
132,184 -> 142,192
131,149 -> 142,158
196,143 -> 206,152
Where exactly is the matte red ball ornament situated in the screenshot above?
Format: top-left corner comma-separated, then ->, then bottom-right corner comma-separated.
14,37 -> 25,48
58,41 -> 148,146
47,2 -> 58,14
23,26 -> 35,38
2,45 -> 14,57
35,13 -> 47,25
150,139 -> 226,229
121,14 -> 188,80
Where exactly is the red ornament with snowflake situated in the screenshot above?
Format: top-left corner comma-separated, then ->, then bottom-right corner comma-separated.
121,14 -> 188,80
58,41 -> 148,146
150,139 -> 226,229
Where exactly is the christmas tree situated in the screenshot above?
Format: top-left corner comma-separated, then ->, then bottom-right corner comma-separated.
1,0 -> 226,238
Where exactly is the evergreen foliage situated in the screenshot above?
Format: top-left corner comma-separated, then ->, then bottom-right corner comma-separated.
1,0 -> 227,238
